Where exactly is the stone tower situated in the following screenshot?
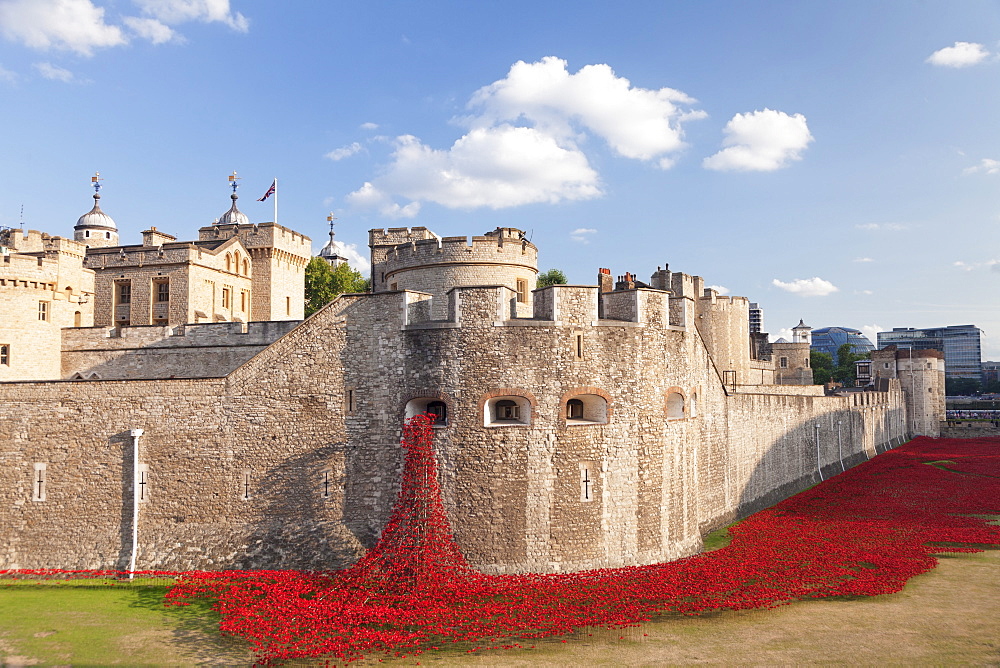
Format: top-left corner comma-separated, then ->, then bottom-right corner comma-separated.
870,346 -> 946,436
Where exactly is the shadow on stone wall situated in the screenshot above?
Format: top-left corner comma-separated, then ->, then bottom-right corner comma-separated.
720,405 -> 906,534
234,444 -> 366,571
114,431 -> 135,571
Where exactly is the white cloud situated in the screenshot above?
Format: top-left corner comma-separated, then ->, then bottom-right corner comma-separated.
349,57 -> 705,217
954,259 -> 1000,272
347,127 -> 600,212
771,277 -> 838,297
860,325 -> 883,345
0,0 -> 126,56
770,327 -> 793,343
853,256 -> 874,263
963,158 -> 1000,175
706,284 -> 729,295
132,0 -> 248,32
325,142 -> 363,161
854,222 -> 908,232
703,108 -> 813,171
34,61 -> 74,81
360,122 -> 378,130
854,289 -> 874,295
122,16 -> 177,44
314,240 -> 368,275
926,41 -> 990,68
0,63 -> 16,82
570,227 -> 596,243
345,181 -> 421,219
465,56 -> 705,163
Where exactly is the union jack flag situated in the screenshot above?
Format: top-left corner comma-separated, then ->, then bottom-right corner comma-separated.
257,180 -> 276,201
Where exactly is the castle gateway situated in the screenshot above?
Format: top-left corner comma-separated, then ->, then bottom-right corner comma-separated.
0,217 -> 943,573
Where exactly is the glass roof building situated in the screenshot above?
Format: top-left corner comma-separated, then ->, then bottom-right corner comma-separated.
810,326 -> 875,364
877,325 -> 981,380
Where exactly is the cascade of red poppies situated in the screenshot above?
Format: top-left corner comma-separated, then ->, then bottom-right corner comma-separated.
6,431 -> 1000,665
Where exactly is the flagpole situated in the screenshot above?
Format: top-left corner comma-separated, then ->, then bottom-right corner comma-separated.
273,177 -> 278,225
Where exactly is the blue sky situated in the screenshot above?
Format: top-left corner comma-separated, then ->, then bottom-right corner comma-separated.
2,1 -> 999,357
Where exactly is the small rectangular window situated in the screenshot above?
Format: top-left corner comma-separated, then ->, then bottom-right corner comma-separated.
240,291 -> 247,312
156,280 -> 170,302
516,278 -> 528,303
222,287 -> 231,309
575,334 -> 583,359
346,388 -> 356,413
286,296 -> 291,315
0,344 -> 9,366
38,301 -> 48,321
779,356 -> 788,369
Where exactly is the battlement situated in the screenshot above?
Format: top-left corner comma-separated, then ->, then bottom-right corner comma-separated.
198,222 -> 311,256
62,319 -> 299,351
383,230 -> 538,275
0,252 -> 63,286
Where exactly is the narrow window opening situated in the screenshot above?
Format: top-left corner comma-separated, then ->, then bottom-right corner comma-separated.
779,356 -> 788,369
516,278 -> 528,303
105,231 -> 111,239
74,311 -> 82,327
579,462 -> 595,502
575,334 -> 583,359
117,282 -> 131,305
496,399 -> 520,420
38,301 -> 49,321
0,344 -> 9,366
566,398 -> 584,420
242,470 -> 251,500
286,296 -> 291,315
32,463 -> 46,502
137,464 -> 149,502
156,280 -> 170,302
346,389 -> 356,413
321,469 -> 331,499
84,230 -> 90,238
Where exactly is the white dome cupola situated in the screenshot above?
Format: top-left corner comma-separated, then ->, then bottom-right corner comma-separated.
74,172 -> 119,248
218,171 -> 250,226
318,212 -> 347,266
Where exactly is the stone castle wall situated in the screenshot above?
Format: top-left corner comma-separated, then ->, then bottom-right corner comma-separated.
60,320 -> 299,380
0,277 -> 917,574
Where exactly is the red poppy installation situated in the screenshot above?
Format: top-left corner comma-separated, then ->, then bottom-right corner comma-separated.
158,421 -> 1000,664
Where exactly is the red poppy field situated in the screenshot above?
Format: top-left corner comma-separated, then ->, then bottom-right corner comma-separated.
5,420 -> 999,666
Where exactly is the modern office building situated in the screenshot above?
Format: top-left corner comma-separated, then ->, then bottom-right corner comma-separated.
877,325 -> 982,380
811,326 -> 875,364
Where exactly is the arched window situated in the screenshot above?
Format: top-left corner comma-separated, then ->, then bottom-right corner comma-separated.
484,395 -> 532,426
426,400 -> 447,425
74,311 -> 82,327
666,392 -> 685,419
234,251 -> 241,272
243,258 -> 250,275
405,397 -> 448,427
564,394 -> 609,425
225,253 -> 232,272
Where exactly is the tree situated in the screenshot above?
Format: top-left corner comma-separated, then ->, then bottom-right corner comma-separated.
946,377 -> 981,397
536,268 -> 568,287
830,343 -> 869,386
305,257 -> 368,316
810,351 -> 834,385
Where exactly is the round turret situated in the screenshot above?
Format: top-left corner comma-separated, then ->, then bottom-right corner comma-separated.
219,193 -> 250,226
74,192 -> 119,248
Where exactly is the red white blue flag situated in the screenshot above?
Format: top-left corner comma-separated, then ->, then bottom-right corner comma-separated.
257,180 -> 276,201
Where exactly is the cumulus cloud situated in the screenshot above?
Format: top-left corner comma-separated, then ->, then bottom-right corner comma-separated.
348,56 -> 705,217
347,126 -> 601,212
34,61 -> 74,81
853,256 -> 874,263
360,122 -> 378,130
132,0 -> 248,32
346,181 -> 421,219
122,16 -> 177,44
703,108 -> 813,171
0,0 -> 246,56
570,228 -> 596,243
706,284 -> 729,295
861,325 -> 883,345
963,158 -> 1000,175
325,142 -> 363,161
926,41 -> 990,67
771,277 -> 838,297
0,0 -> 126,56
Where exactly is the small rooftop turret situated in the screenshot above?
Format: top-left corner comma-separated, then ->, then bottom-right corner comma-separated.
218,171 -> 250,226
318,213 -> 347,266
74,172 -> 119,248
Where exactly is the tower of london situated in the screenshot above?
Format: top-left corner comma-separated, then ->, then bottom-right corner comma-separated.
0,184 -> 945,574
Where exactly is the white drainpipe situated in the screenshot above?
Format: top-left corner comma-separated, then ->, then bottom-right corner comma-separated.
128,428 -> 144,579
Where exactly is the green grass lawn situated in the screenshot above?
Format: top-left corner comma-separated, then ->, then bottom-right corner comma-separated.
0,581 -> 251,666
